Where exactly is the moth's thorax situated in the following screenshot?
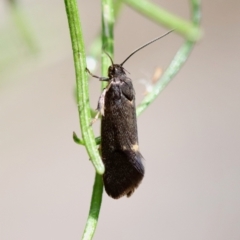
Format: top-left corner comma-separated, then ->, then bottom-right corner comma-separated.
108,64 -> 126,79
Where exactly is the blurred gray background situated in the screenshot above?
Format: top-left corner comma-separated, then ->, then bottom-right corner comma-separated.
1,0 -> 240,239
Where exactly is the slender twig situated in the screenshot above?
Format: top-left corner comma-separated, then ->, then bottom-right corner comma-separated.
85,0 -> 122,115
88,0 -> 122,60
137,0 -> 201,116
122,0 -> 202,42
64,0 -> 104,174
8,0 -> 38,54
101,0 -> 115,84
81,1 -> 115,239
82,173 -> 104,240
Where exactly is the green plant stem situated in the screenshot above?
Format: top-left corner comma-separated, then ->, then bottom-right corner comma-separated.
8,0 -> 38,54
122,0 -> 202,42
84,1 -> 121,114
82,173 -> 103,240
88,0 -> 122,59
137,0 -> 201,116
136,42 -> 193,115
101,0 -> 115,80
64,0 -> 104,174
81,1 -> 115,240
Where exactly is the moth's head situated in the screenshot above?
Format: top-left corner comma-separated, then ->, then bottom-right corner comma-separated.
108,64 -> 126,78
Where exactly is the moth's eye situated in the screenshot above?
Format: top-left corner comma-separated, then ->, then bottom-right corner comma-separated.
108,66 -> 114,74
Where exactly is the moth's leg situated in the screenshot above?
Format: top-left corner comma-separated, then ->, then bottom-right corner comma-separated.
90,88 -> 107,125
91,79 -> 113,125
86,68 -> 109,81
98,88 -> 107,116
87,67 -> 112,125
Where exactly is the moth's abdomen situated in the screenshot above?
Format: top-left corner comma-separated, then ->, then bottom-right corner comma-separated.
103,150 -> 144,199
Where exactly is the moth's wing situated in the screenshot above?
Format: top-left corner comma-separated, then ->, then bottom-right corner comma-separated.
102,78 -> 145,198
113,78 -> 138,149
103,149 -> 144,199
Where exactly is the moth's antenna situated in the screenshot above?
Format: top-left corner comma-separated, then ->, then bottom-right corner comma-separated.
120,29 -> 174,66
103,50 -> 114,66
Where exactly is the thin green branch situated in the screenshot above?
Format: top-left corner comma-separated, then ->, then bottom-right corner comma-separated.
85,0 -> 121,117
8,0 -> 39,54
88,0 -> 122,59
136,42 -> 193,115
64,0 -> 104,174
137,0 -> 201,116
191,0 -> 202,25
82,173 -> 104,240
101,0 -> 115,82
122,0 -> 202,42
81,1 -> 115,239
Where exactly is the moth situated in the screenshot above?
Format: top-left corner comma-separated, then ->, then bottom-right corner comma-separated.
87,30 -> 173,199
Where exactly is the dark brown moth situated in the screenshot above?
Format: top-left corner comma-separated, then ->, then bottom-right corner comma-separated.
87,30 -> 173,199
